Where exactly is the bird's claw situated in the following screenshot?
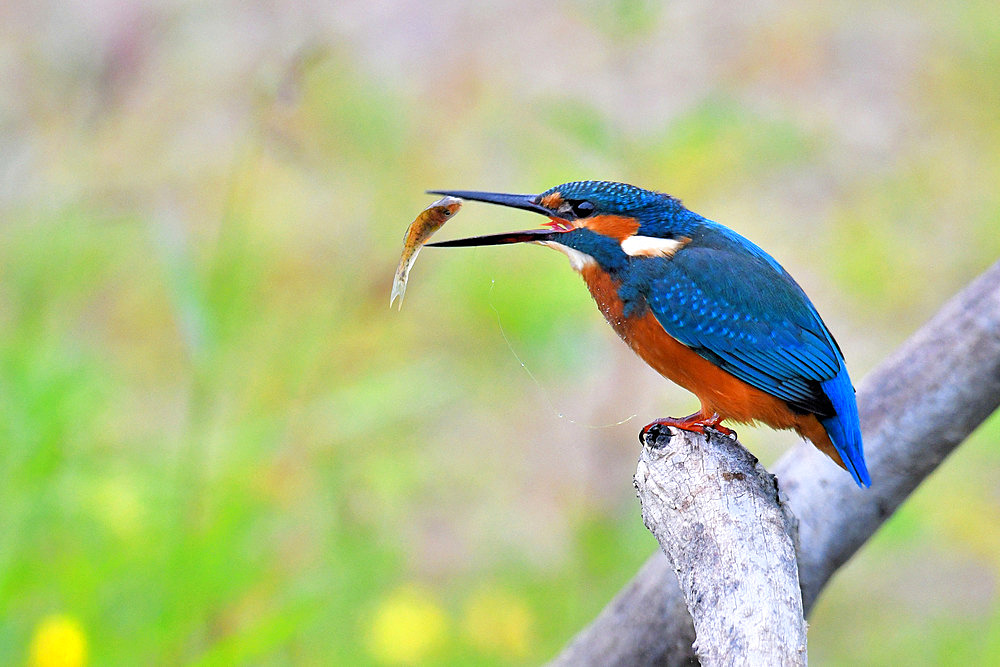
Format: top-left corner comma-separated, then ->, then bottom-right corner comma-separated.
640,413 -> 737,443
640,421 -> 674,446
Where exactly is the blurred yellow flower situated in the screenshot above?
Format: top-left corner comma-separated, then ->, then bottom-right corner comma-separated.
367,585 -> 448,664
462,586 -> 534,658
29,614 -> 88,667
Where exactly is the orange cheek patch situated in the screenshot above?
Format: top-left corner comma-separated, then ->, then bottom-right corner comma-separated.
584,215 -> 640,241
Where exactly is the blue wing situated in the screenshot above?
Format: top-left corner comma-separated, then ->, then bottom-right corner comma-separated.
620,229 -> 870,486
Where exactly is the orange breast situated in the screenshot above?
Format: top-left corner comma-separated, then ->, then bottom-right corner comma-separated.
580,264 -> 846,468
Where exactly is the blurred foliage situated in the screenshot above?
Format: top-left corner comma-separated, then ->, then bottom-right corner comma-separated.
1,1 -> 999,665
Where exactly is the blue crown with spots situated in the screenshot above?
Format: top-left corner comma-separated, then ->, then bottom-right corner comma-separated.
543,181 -> 677,213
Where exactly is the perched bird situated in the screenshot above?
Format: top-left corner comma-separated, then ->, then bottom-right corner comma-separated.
426,181 -> 871,487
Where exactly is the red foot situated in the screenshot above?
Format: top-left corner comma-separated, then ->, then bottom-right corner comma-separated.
640,412 -> 736,439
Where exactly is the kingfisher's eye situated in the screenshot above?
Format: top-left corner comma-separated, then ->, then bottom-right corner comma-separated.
570,200 -> 595,218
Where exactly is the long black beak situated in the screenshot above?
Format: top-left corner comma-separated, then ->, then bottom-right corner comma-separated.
426,229 -> 558,247
426,190 -> 551,216
424,189 -> 558,247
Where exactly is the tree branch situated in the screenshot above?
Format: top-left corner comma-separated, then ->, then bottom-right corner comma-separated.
635,425 -> 807,666
550,259 -> 1000,666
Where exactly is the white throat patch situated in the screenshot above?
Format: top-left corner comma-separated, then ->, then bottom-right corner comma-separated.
620,235 -> 689,258
540,241 -> 595,272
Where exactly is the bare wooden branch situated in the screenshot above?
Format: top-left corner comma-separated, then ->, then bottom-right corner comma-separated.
635,426 -> 806,667
550,259 -> 1000,666
783,257 -> 1000,612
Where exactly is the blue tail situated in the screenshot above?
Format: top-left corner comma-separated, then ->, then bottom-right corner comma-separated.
820,369 -> 871,487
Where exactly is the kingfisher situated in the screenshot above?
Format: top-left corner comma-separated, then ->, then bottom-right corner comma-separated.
425,181 -> 870,487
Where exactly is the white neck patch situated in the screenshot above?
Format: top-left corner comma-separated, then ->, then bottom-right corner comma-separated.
620,235 -> 688,258
540,241 -> 596,272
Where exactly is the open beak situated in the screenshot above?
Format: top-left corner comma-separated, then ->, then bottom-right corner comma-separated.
424,189 -> 563,247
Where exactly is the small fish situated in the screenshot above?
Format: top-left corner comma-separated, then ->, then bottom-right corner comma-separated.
390,196 -> 463,309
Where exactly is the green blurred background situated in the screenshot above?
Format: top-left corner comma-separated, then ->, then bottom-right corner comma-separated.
3,1 -> 1000,665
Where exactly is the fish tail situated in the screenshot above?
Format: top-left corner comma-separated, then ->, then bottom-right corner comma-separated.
389,274 -> 406,310
389,247 -> 421,311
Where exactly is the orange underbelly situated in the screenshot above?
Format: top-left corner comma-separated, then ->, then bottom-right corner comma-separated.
580,265 -> 845,467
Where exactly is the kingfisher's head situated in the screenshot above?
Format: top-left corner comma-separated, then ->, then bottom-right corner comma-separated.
426,181 -> 700,273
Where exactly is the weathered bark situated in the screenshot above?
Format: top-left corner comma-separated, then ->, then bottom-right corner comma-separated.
635,425 -> 807,666
550,259 -> 1000,666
